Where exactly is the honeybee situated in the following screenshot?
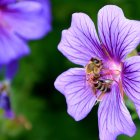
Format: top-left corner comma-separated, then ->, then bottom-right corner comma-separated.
85,57 -> 112,101
85,58 -> 103,79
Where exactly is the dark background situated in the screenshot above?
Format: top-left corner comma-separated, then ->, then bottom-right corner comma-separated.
1,0 -> 140,140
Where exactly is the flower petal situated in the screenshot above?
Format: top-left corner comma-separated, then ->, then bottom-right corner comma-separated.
58,13 -> 103,66
0,0 -> 15,5
4,1 -> 50,39
123,56 -> 140,118
98,5 -> 140,62
54,68 -> 97,121
5,59 -> 18,80
29,0 -> 52,28
0,91 -> 14,119
0,28 -> 30,64
4,110 -> 14,119
98,84 -> 136,140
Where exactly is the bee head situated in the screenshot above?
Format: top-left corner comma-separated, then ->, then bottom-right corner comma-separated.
91,58 -> 102,66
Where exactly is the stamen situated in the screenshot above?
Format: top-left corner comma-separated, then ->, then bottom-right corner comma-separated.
118,79 -> 124,98
102,44 -> 113,61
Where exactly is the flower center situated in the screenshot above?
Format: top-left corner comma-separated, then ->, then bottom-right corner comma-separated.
102,61 -> 122,81
85,58 -> 123,100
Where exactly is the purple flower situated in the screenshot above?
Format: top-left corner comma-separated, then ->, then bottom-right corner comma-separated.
0,60 -> 18,119
54,5 -> 140,140
0,87 -> 14,119
0,0 -> 51,64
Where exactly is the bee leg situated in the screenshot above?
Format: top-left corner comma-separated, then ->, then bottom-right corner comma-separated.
92,87 -> 99,106
94,92 -> 105,106
97,92 -> 105,102
95,100 -> 99,105
92,87 -> 97,96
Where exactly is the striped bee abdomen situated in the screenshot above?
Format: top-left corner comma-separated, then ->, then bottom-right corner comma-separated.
94,80 -> 111,93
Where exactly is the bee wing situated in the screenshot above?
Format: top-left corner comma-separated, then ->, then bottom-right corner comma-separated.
104,79 -> 113,84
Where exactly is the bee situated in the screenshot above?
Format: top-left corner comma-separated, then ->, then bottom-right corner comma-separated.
85,58 -> 103,79
85,57 -> 112,101
94,79 -> 112,93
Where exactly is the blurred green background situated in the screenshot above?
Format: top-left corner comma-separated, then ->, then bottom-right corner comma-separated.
1,0 -> 140,140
